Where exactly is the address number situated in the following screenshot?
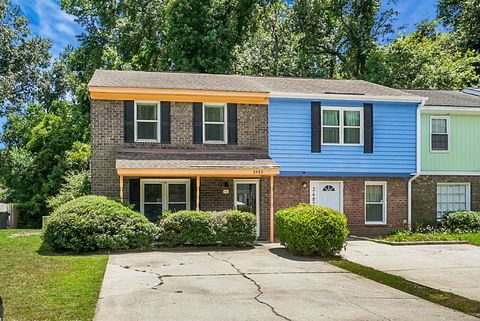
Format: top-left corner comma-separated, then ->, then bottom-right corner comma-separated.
253,169 -> 264,175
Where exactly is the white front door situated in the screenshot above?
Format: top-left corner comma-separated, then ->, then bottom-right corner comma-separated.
310,181 -> 343,212
234,179 -> 260,236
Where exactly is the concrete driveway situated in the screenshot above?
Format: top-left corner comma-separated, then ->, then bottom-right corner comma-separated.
343,240 -> 480,301
94,244 -> 476,321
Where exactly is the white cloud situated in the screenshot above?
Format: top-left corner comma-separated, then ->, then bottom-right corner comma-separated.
12,0 -> 83,57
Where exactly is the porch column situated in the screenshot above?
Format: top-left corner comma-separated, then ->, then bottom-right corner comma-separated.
196,175 -> 200,211
119,175 -> 124,201
269,175 -> 274,242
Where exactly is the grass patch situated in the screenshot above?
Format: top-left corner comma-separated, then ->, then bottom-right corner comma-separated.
0,229 -> 108,321
328,258 -> 480,318
384,232 -> 480,246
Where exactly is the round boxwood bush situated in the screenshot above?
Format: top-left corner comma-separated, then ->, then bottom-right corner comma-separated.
275,203 -> 348,256
43,195 -> 159,252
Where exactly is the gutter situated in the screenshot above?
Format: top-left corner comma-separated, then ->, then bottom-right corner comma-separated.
407,98 -> 427,230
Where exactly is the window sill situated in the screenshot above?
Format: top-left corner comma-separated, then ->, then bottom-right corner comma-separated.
322,143 -> 363,147
364,222 -> 387,226
203,141 -> 228,145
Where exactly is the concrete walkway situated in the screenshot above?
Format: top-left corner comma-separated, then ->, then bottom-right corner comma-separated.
343,239 -> 480,301
94,244 -> 477,321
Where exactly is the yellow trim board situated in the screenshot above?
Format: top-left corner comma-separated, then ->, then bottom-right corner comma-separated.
116,167 -> 279,177
89,86 -> 269,105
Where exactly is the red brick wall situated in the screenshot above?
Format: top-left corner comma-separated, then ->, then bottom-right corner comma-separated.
412,175 -> 480,227
273,176 -> 408,237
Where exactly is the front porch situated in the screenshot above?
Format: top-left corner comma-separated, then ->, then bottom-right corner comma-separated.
116,148 -> 279,241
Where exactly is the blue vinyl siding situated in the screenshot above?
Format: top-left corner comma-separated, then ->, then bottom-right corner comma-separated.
268,98 -> 418,177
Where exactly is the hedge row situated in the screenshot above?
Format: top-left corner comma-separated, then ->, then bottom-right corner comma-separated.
158,210 -> 257,246
443,211 -> 480,232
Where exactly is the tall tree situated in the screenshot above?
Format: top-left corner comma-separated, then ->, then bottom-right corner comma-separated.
163,0 -> 258,73
233,0 -> 301,76
365,20 -> 480,89
0,0 -> 51,115
292,0 -> 397,79
438,0 -> 480,52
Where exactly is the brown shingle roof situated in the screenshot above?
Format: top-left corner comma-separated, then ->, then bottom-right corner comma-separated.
116,148 -> 279,169
89,70 -> 419,98
403,89 -> 480,108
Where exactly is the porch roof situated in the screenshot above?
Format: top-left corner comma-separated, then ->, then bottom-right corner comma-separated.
115,148 -> 280,176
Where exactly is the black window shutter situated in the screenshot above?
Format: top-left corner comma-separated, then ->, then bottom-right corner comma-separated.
227,103 -> 238,145
160,102 -> 171,144
311,102 -> 321,152
192,102 -> 203,144
364,103 -> 374,153
190,178 -> 197,210
124,100 -> 135,142
129,179 -> 140,212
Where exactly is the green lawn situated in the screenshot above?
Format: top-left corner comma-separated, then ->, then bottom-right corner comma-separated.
0,230 -> 108,321
383,232 -> 480,246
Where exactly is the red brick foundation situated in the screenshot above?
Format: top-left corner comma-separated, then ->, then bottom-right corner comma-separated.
273,176 -> 408,237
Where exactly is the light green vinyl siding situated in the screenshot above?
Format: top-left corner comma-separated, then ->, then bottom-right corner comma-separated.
421,113 -> 480,171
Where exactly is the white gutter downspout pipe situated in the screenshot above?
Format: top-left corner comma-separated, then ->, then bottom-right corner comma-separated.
407,98 -> 427,231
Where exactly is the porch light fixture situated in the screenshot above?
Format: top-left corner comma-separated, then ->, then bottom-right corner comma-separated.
224,181 -> 230,188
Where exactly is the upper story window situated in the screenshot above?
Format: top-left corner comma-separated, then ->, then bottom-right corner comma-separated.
203,103 -> 227,144
430,116 -> 449,152
135,102 -> 160,142
322,107 -> 363,145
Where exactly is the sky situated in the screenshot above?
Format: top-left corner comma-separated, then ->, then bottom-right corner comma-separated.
12,0 -> 440,58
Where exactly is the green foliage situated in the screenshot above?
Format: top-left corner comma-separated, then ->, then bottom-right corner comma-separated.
438,0 -> 480,52
0,0 -> 51,115
443,211 -> 480,232
275,203 -> 348,256
47,170 -> 91,210
158,210 -> 257,246
365,21 -> 480,89
213,210 -> 257,246
43,195 -> 159,253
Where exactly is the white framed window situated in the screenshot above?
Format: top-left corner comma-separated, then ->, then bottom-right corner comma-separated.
135,101 -> 160,142
322,107 -> 363,145
365,182 -> 387,224
430,116 -> 449,152
203,103 -> 227,144
436,183 -> 470,220
140,179 -> 190,221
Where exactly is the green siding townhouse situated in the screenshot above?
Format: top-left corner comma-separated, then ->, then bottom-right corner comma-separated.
405,89 -> 480,226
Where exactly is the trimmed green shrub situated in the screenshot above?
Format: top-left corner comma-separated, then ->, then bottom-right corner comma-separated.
275,203 -> 348,256
213,210 -> 257,246
158,210 -> 257,246
158,211 -> 216,245
443,211 -> 480,232
43,195 -> 159,252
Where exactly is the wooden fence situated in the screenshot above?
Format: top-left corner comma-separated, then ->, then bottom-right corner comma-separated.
0,203 -> 19,228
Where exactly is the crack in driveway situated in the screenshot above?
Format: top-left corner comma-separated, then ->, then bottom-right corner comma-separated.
208,252 -> 293,321
121,265 -> 164,290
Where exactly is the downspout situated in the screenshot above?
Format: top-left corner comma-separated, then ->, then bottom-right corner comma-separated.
407,98 -> 426,230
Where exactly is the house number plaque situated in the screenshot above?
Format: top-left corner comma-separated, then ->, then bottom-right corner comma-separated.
253,169 -> 264,175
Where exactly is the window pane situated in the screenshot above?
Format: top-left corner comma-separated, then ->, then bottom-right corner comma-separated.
205,124 -> 225,141
432,134 -> 448,150
344,128 -> 360,144
344,111 -> 360,126
236,184 -> 257,214
323,110 -> 339,126
144,184 -> 162,203
366,204 -> 383,222
169,204 -> 187,212
137,103 -> 157,120
169,184 -> 187,203
144,204 -> 163,222
205,106 -> 224,122
323,127 -> 339,143
366,185 -> 383,203
137,122 -> 157,140
432,119 -> 447,134
436,184 -> 468,219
